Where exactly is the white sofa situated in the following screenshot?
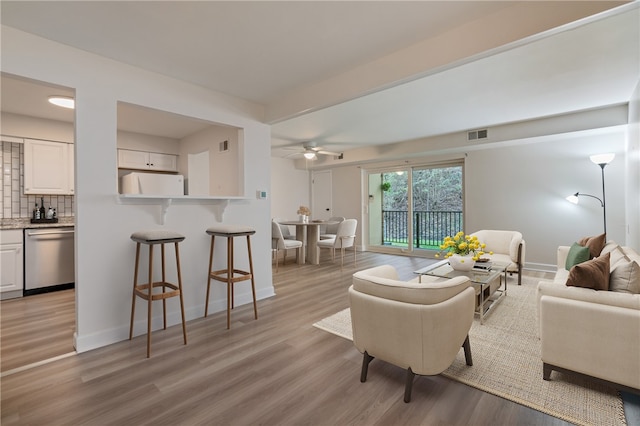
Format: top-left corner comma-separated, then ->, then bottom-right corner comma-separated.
536,242 -> 640,391
470,230 -> 525,285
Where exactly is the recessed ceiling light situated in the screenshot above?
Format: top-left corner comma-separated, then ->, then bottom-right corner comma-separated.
48,96 -> 75,109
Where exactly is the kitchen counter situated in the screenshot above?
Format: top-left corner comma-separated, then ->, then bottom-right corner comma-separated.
0,217 -> 75,230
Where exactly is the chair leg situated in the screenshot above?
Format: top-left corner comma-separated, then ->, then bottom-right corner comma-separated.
226,236 -> 232,329
360,351 -> 374,382
463,335 -> 473,366
175,242 -> 187,345
404,368 -> 415,403
146,244 -> 154,358
246,235 -> 258,320
161,243 -> 167,330
129,243 -> 141,340
205,236 -> 215,317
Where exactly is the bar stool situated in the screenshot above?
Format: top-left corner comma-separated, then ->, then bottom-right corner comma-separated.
205,225 -> 258,329
129,230 -> 187,358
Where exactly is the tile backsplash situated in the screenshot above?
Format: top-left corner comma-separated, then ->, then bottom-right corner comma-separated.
0,141 -> 74,219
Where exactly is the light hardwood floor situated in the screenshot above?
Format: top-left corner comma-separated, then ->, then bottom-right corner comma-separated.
1,251 -> 571,425
1,288 -> 76,372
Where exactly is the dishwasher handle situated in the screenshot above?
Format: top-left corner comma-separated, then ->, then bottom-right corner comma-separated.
26,229 -> 75,236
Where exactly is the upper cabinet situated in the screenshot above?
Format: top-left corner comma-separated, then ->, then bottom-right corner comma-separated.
117,149 -> 178,172
24,139 -> 74,195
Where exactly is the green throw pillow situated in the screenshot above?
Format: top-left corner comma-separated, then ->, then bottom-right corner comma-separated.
565,242 -> 591,270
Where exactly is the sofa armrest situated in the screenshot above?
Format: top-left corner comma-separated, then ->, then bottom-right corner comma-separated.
556,246 -> 570,270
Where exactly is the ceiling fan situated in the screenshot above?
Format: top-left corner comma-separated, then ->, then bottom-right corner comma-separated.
284,142 -> 343,160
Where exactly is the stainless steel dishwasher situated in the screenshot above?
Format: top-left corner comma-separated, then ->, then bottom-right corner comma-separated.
24,226 -> 75,295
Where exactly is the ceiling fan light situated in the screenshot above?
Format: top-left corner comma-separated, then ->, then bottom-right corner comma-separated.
303,152 -> 316,160
48,96 -> 75,109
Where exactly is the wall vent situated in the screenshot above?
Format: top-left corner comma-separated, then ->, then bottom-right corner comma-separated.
219,140 -> 229,152
468,129 -> 488,141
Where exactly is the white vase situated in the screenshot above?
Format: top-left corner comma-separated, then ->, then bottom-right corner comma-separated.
448,254 -> 475,271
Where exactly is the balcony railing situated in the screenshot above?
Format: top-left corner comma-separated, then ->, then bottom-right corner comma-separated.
382,210 -> 463,249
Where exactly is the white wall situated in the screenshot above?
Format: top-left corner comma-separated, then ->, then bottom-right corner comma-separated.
179,125 -> 241,196
269,157 -> 309,220
2,26 -> 274,353
117,130 -> 180,155
1,112 -> 74,143
626,80 -> 640,249
464,129 -> 626,268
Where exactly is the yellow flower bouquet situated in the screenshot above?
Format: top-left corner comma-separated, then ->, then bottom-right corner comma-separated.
434,231 -> 492,261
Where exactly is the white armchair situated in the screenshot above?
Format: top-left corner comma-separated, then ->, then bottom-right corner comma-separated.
471,229 -> 526,285
349,265 -> 475,402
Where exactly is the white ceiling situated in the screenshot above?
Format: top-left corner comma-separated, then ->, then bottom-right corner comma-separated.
1,1 -> 638,157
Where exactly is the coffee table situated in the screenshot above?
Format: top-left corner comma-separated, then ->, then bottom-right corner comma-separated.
414,260 -> 508,324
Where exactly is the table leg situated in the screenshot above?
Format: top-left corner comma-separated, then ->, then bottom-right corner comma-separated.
307,225 -> 320,265
295,225 -> 306,265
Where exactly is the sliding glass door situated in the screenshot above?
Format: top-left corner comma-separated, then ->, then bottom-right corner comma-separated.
366,162 -> 463,255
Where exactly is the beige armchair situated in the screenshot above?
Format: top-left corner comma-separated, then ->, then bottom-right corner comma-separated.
471,229 -> 526,285
349,265 -> 475,402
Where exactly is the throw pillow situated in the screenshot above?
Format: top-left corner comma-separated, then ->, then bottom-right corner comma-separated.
566,252 -> 610,291
607,245 -> 627,270
578,233 -> 606,258
609,257 -> 640,294
565,242 -> 591,270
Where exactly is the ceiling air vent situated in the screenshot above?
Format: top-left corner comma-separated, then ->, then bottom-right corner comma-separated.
468,129 -> 488,141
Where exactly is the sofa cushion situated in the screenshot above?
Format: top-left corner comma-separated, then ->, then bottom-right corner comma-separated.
565,242 -> 591,270
610,257 -> 640,294
578,233 -> 606,258
566,252 -> 610,291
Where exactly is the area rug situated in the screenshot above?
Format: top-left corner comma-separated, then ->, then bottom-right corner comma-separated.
313,277 -> 626,426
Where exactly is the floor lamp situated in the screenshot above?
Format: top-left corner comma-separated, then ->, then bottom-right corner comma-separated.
566,153 -> 615,236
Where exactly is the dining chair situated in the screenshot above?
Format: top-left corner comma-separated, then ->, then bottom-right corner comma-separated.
320,216 -> 345,240
272,220 -> 303,272
317,218 -> 357,267
272,217 -> 295,240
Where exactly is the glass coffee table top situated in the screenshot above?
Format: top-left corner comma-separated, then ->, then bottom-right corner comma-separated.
414,260 -> 508,284
414,259 -> 509,324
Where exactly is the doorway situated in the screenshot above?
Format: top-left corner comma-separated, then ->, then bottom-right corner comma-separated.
0,74 -> 77,373
366,162 -> 464,256
312,170 -> 332,220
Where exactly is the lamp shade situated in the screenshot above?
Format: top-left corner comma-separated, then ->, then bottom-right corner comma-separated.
590,153 -> 615,166
303,152 -> 316,160
566,194 -> 579,204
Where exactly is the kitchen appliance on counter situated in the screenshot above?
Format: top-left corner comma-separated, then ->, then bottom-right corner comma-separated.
24,226 -> 74,295
121,172 -> 184,196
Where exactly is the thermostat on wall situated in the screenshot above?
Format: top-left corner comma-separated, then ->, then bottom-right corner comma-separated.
256,190 -> 268,199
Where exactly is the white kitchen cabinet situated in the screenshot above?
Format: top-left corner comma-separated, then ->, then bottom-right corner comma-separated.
118,149 -> 178,172
24,139 -> 74,195
1,230 -> 23,299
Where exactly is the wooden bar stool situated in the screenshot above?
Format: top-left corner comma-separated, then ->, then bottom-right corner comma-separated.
129,230 -> 187,358
205,225 -> 258,329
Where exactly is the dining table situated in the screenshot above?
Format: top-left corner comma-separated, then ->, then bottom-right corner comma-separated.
278,219 -> 337,265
